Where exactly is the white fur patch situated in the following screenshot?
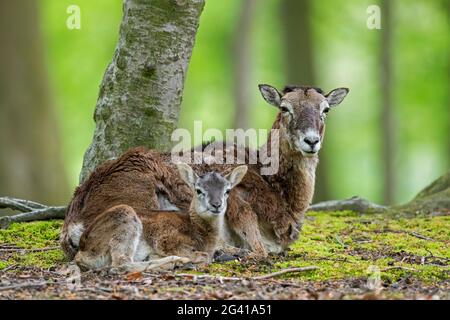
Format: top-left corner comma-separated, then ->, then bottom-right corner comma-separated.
260,233 -> 284,254
134,240 -> 152,262
320,100 -> 330,112
68,223 -> 85,247
157,193 -> 180,211
297,128 -> 321,155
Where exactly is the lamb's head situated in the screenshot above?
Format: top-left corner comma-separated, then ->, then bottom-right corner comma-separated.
258,84 -> 349,157
176,164 -> 248,219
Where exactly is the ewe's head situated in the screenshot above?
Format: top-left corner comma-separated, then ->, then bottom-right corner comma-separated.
177,164 -> 248,219
259,84 -> 349,157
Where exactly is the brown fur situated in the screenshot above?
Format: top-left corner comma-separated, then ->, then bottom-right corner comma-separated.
74,204 -> 216,271
74,165 -> 247,270
62,85 -> 348,260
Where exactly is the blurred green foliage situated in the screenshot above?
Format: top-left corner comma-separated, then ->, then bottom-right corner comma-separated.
39,0 -> 448,204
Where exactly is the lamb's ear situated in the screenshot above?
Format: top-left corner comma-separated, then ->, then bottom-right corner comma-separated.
225,165 -> 248,189
258,84 -> 282,107
176,163 -> 198,188
325,88 -> 349,107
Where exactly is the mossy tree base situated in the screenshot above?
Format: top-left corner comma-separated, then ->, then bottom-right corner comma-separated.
309,171 -> 450,217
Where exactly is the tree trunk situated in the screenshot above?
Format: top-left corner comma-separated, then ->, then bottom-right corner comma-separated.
232,0 -> 256,130
0,0 -> 69,205
380,0 -> 395,205
80,0 -> 205,182
280,0 -> 330,202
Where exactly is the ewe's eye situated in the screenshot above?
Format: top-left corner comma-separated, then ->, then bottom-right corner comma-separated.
323,107 -> 330,114
225,189 -> 231,195
196,189 -> 204,196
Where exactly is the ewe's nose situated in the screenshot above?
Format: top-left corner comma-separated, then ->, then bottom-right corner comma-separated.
303,136 -> 320,147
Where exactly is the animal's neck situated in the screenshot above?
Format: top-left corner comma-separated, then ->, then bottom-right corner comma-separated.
188,205 -> 220,248
261,119 -> 318,221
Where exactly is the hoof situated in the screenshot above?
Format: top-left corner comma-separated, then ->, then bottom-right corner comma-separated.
179,262 -> 196,270
214,252 -> 238,263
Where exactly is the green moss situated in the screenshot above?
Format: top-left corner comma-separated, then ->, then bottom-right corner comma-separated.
0,220 -> 66,270
0,213 -> 448,285
203,212 -> 449,284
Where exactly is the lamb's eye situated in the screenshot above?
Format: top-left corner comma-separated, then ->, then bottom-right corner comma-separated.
323,107 -> 330,114
280,106 -> 290,113
279,101 -> 291,114
196,189 -> 203,196
225,189 -> 231,195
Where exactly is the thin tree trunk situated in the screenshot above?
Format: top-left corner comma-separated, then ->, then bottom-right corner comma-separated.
232,0 -> 256,129
0,0 -> 69,205
280,0 -> 330,202
381,0 -> 395,204
80,0 -> 205,182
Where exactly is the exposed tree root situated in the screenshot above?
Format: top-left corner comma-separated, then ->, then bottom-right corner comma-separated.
0,197 -> 65,229
309,171 -> 449,216
308,196 -> 387,213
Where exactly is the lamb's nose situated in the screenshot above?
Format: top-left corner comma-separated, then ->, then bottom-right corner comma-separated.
210,201 -> 222,210
304,136 -> 319,147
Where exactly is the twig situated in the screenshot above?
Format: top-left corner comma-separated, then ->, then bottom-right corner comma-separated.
381,266 -> 418,272
175,266 -> 319,282
252,266 -> 319,280
378,228 -> 439,242
0,246 -> 60,253
0,265 -> 16,273
0,281 -> 48,292
407,232 -> 435,241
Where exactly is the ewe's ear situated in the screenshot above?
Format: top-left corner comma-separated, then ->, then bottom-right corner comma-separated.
325,88 -> 349,107
258,84 -> 282,107
176,163 -> 198,188
225,165 -> 248,189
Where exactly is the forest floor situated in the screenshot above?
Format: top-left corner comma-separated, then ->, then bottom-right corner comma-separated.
0,211 -> 449,300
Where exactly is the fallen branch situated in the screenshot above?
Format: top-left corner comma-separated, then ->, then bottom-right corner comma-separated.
175,266 -> 319,282
308,196 -> 387,214
0,197 -> 47,211
0,196 -> 66,229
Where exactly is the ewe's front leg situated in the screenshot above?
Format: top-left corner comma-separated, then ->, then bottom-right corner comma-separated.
272,214 -> 302,247
226,200 -> 268,259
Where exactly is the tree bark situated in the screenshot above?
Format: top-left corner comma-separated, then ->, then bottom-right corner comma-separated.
0,0 -> 69,204
80,0 -> 205,182
380,0 -> 395,204
232,0 -> 256,130
280,0 -> 330,202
